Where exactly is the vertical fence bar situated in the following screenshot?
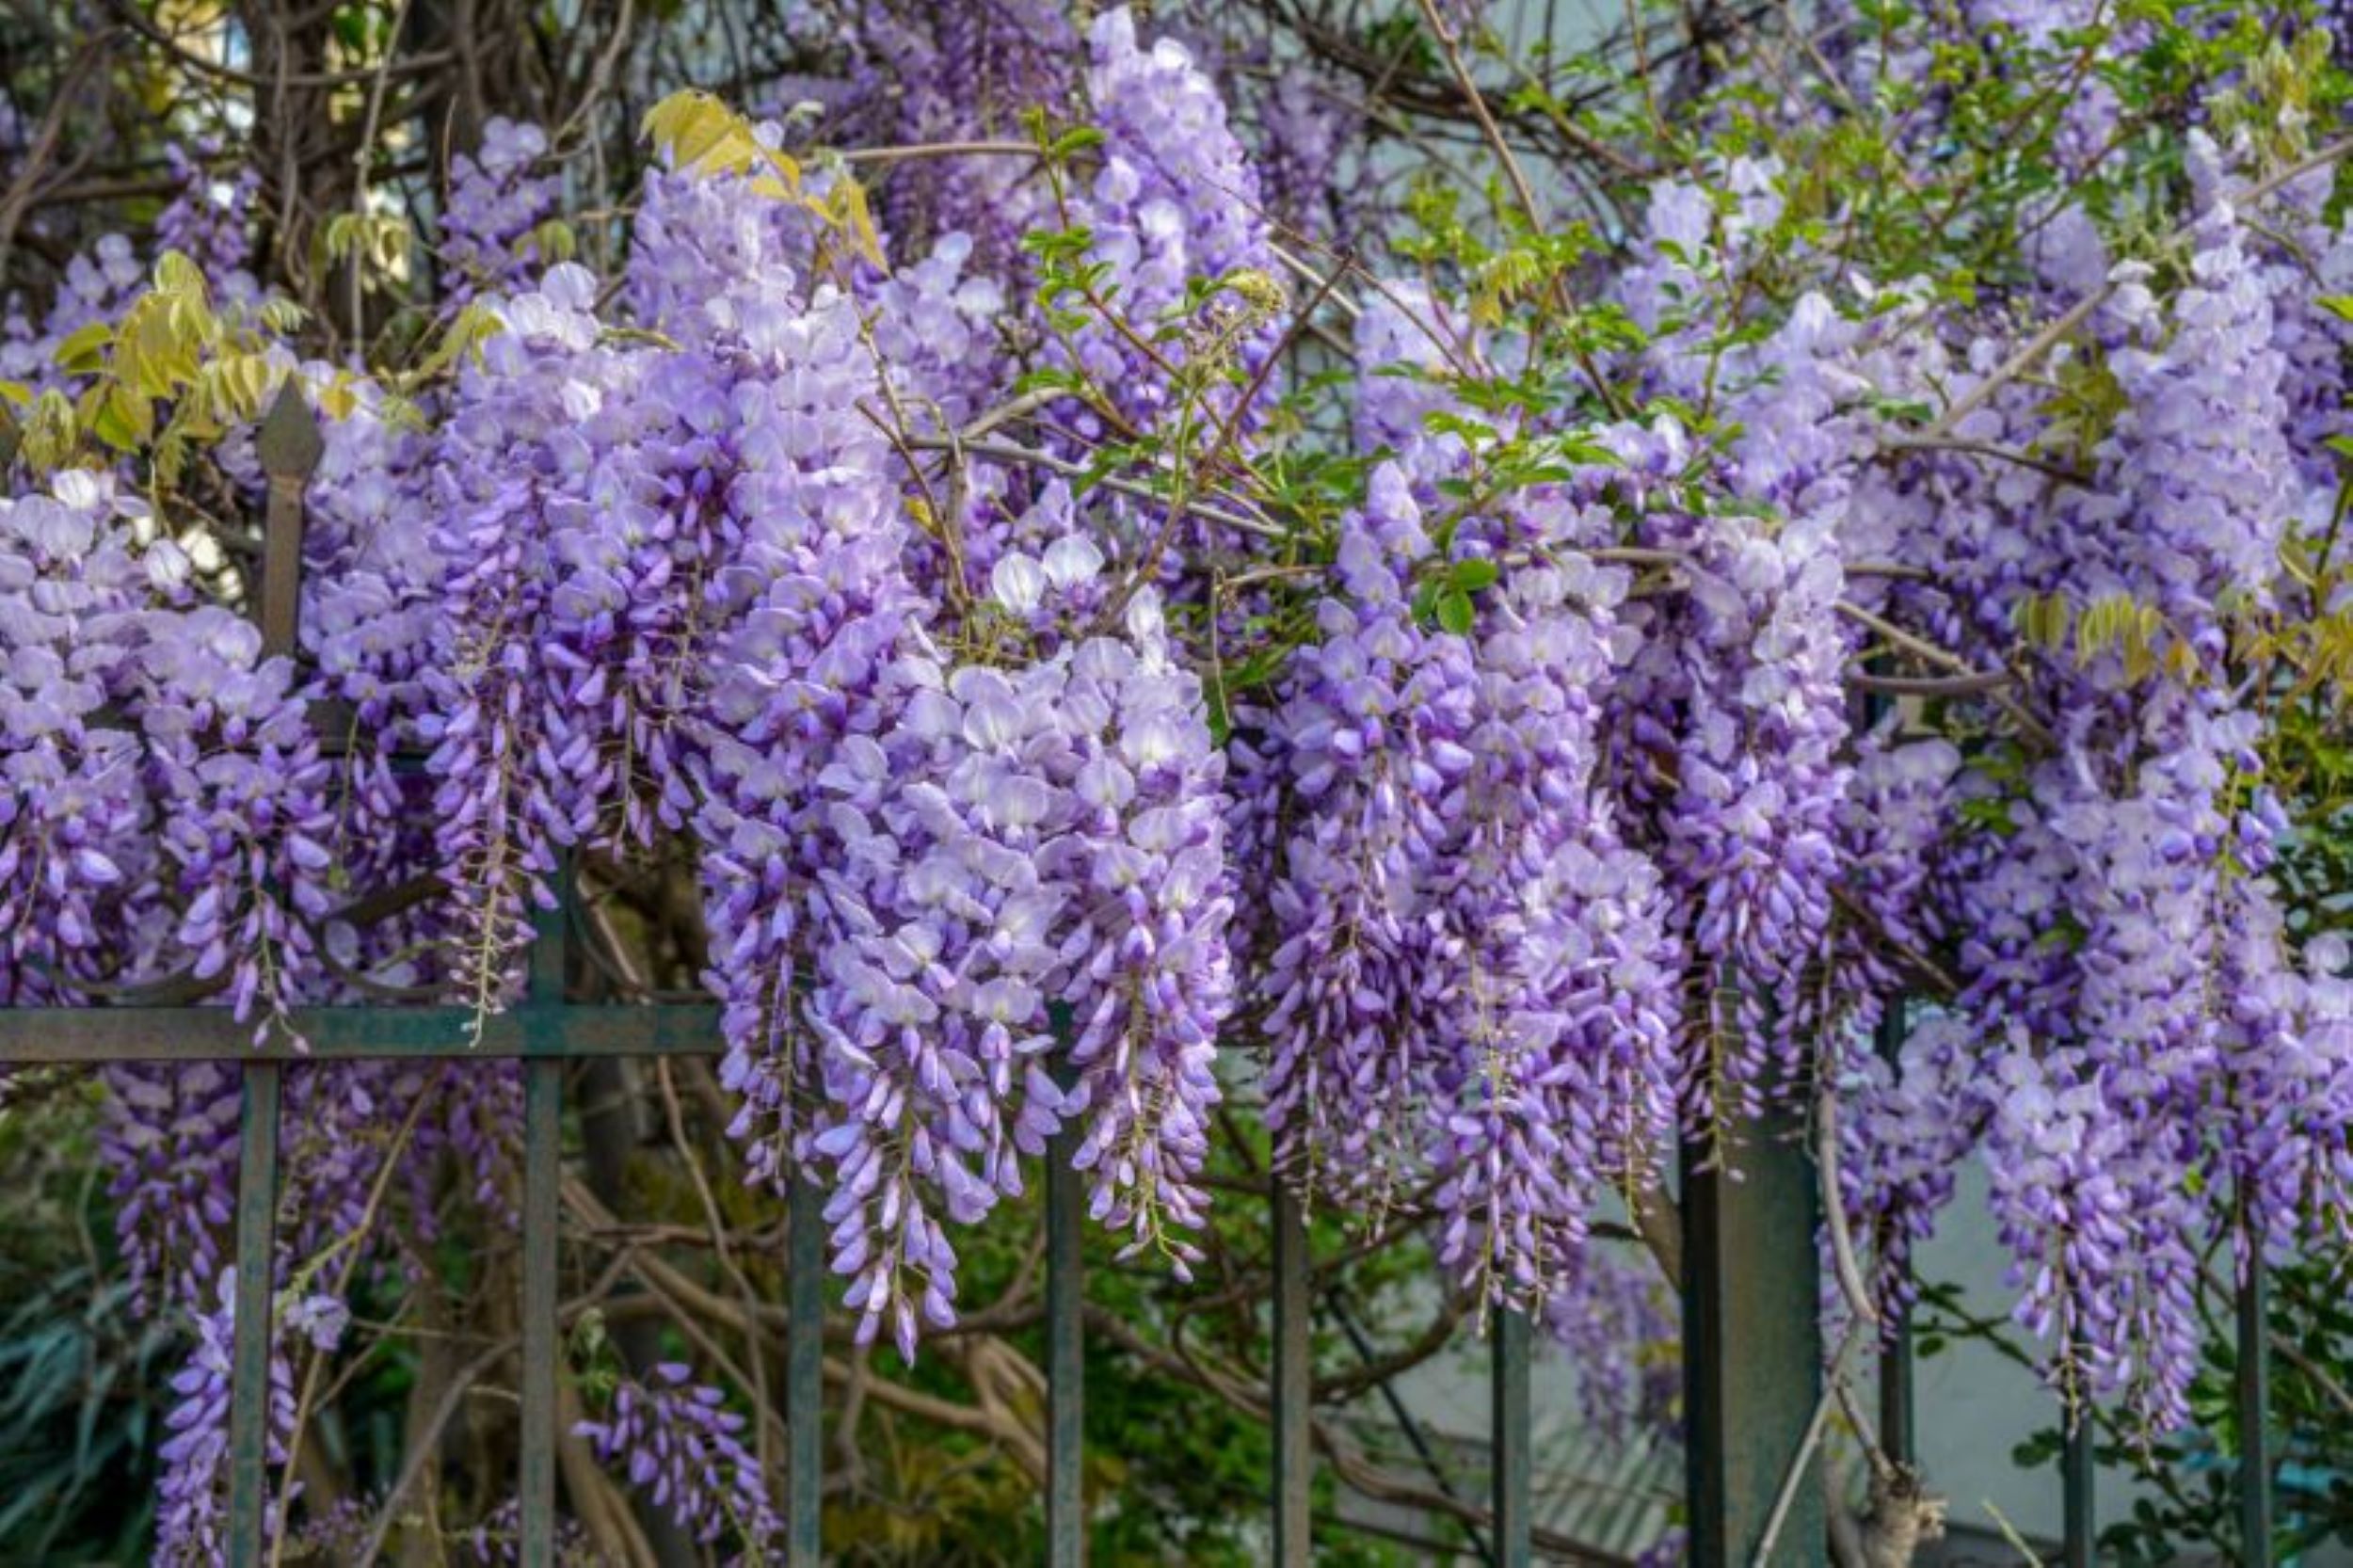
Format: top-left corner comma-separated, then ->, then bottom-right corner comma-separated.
226,376 -> 318,1566
1874,1004 -> 1914,1469
225,1061 -> 284,1567
255,380 -> 321,659
519,902 -> 567,1564
1271,1182 -> 1312,1567
1684,1102 -> 1825,1565
1861,677 -> 1914,1477
1046,1122 -> 1084,1566
786,1170 -> 824,1568
2061,1404 -> 2095,1568
2238,1253 -> 2272,1568
1491,1307 -> 1532,1568
520,1059 -> 561,1561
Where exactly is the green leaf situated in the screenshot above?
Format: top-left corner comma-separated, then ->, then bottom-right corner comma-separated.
51,323 -> 112,376
1435,586 -> 1475,635
1450,557 -> 1500,593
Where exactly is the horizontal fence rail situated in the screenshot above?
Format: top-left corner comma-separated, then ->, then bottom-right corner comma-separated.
0,384 -> 2287,1568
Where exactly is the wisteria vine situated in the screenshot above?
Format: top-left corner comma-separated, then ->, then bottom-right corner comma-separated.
5,0 -> 2353,1558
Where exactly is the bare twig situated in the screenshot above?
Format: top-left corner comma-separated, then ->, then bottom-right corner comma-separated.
1879,433 -> 2091,487
0,35 -> 119,283
904,434 -> 1289,539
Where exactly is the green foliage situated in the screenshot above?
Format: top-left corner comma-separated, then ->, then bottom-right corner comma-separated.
0,1092 -> 171,1564
2079,1259 -> 2353,1565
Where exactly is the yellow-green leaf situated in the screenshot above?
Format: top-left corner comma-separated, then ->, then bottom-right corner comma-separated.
53,322 -> 114,375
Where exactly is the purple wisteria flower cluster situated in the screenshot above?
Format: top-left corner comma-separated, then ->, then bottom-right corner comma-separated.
575,1364 -> 788,1559
8,0 -> 2353,1551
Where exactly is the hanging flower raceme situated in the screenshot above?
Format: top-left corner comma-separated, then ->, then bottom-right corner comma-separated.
438,119 -> 561,306
1262,462 -> 1682,1311
707,473 -> 1237,1352
17,5 -> 2353,1528
0,475 -> 168,1003
157,1269 -> 296,1566
1427,548 -> 1682,1305
0,472 -> 328,1037
575,1365 -> 789,1560
417,264 -> 619,1029
1054,8 -> 1283,440
691,254 -> 932,1195
1260,464 -> 1473,1216
137,605 -> 337,1034
1645,500 -> 1850,1127
860,0 -> 1076,270
1046,577 -> 1234,1271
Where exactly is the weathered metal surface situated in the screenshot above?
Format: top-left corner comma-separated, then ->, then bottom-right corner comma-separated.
787,1171 -> 824,1568
225,1060 -> 283,1568
1684,1112 -> 1825,1566
519,902 -> 568,1563
224,365 -> 308,1568
256,377 -> 328,485
0,1002 -> 724,1062
520,1057 -> 562,1562
2239,1261 -> 2273,1568
1046,1121 -> 1084,1566
2061,1410 -> 2095,1568
1491,1307 -> 1532,1568
256,376 -> 324,661
1271,1182 -> 1312,1567
1874,1004 -> 1914,1469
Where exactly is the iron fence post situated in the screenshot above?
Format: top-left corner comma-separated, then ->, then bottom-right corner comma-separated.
1873,1005 -> 1913,1472
2238,1247 -> 2272,1568
1046,1120 -> 1084,1566
1272,1181 -> 1313,1566
226,1062 -> 284,1567
2061,1400 -> 2095,1568
1491,1306 -> 1532,1568
1683,1107 -> 1825,1565
223,378 -> 323,1566
519,898 -> 568,1563
787,1170 -> 824,1568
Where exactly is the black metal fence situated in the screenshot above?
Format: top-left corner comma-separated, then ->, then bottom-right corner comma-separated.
0,388 -> 2288,1566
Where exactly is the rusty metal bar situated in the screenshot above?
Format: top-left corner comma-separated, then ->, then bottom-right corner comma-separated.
1684,1107 -> 1825,1566
255,376 -> 322,657
0,1002 -> 723,1062
225,1059 -> 283,1567
519,899 -> 568,1562
2061,1404 -> 2095,1568
1874,1003 -> 1914,1469
1272,1182 -> 1312,1567
1046,1122 -> 1084,1566
220,373 -> 319,1567
2238,1255 -> 2273,1568
1491,1307 -> 1532,1568
1860,684 -> 1915,1477
786,1170 -> 824,1568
